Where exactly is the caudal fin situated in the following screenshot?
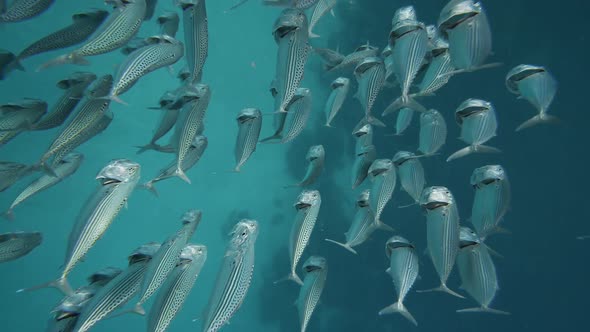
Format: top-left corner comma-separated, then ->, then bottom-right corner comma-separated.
446,145 -> 501,162
457,306 -> 510,315
516,113 -> 559,132
135,143 -> 160,154
141,181 -> 159,197
174,168 -> 191,184
17,276 -> 73,296
325,238 -> 358,254
374,219 -> 394,232
417,283 -> 464,299
107,303 -> 146,318
2,209 -> 14,221
382,95 -> 427,117
37,53 -> 90,72
378,301 -> 418,326
32,161 -> 58,177
274,271 -> 303,286
309,30 -> 320,38
259,133 -> 282,143
439,62 -> 503,78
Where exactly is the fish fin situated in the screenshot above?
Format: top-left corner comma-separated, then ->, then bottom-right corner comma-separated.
367,115 -> 386,127
141,182 -> 159,197
174,168 -> 191,184
385,267 -> 391,273
108,304 -> 146,318
259,134 -> 282,143
37,53 -> 90,71
374,220 -> 394,232
325,238 -> 358,254
417,284 -> 465,299
439,62 -> 503,78
8,58 -> 24,72
107,94 -> 128,106
483,244 -> 503,259
273,272 -> 303,286
2,209 -> 14,221
446,146 -> 474,162
135,143 -> 159,154
330,8 -> 335,17
378,301 -> 418,326
515,114 -> 559,132
309,31 -> 320,38
32,161 -> 58,177
457,307 -> 510,315
17,276 -> 73,296
576,235 -> 590,240
398,202 -> 417,208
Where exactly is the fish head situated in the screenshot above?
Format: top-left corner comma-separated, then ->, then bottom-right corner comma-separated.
306,145 -> 325,161
421,109 -> 442,123
71,9 -> 109,23
181,209 -> 202,226
295,190 -> 321,209
145,34 -> 179,45
381,44 -> 393,58
157,11 -> 178,24
302,255 -> 327,273
505,64 -> 547,95
459,226 -> 481,248
293,87 -> 311,100
237,108 -> 262,124
385,235 -> 414,258
158,91 -> 177,109
128,242 -> 161,264
430,35 -> 450,57
179,244 -> 207,263
56,72 -> 97,90
454,98 -> 492,125
96,159 -> 141,184
354,57 -> 384,79
354,41 -> 378,53
331,77 -> 350,89
356,189 -> 371,207
438,0 -> 481,36
389,20 -> 425,45
58,152 -> 84,166
272,9 -> 307,42
177,67 -> 191,82
357,144 -> 377,158
53,301 -> 83,320
230,219 -> 259,247
190,135 -> 208,150
368,159 -> 393,177
353,124 -> 373,138
419,186 -> 454,210
392,151 -> 417,167
470,164 -> 507,188
87,266 -> 123,285
192,83 -> 211,99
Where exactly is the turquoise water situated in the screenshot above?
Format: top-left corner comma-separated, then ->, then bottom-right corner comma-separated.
0,0 -> 587,331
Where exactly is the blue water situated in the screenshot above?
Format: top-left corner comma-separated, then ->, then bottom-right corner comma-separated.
0,0 -> 587,331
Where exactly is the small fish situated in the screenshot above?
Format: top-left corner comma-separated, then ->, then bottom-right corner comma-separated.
419,186 -> 463,298
393,151 -> 425,205
505,64 -> 558,131
234,108 -> 262,172
328,42 -> 378,72
395,107 -> 414,135
324,77 -> 350,127
351,144 -> 376,189
378,236 -> 419,326
418,109 -> 446,156
353,57 -> 386,130
297,256 -> 328,332
157,12 -> 180,37
457,227 -> 509,315
0,161 -> 33,192
144,0 -> 157,20
308,0 -> 336,38
313,46 -> 344,70
0,231 -> 42,263
32,72 -> 97,131
416,34 -> 454,96
0,50 -> 19,80
368,159 -> 396,223
264,87 -> 312,144
5,152 -> 84,220
143,135 -> 208,196
0,0 -> 54,23
286,145 -> 325,188
178,0 -> 208,83
38,0 -> 146,70
147,244 -> 207,332
0,99 -> 47,131
278,190 -> 321,285
470,165 -> 510,239
202,219 -> 258,332
447,98 -> 500,162
353,123 -> 373,153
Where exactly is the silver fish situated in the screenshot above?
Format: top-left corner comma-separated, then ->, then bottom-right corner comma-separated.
32,72 -> 97,131
13,10 -> 108,68
0,0 -> 54,23
202,219 -> 258,332
178,0 -> 208,84
470,165 -> 510,239
297,256 -> 327,332
73,242 -> 161,332
457,227 -> 509,314
308,0 -> 336,38
324,77 -> 349,127
395,107 -> 414,135
0,231 -> 42,263
393,151 -> 425,204
416,35 -> 454,96
19,159 -> 141,296
351,144 -> 376,189
0,98 -> 47,131
353,57 -> 386,130
157,12 -> 180,37
447,98 -> 500,162
5,152 -> 84,220
0,161 -> 32,192
148,244 -> 207,332
506,64 -> 558,131
286,145 -> 325,188
368,159 -> 396,223
144,0 -> 157,20
378,236 -> 418,326
419,186 -> 463,298
353,123 -> 373,154
265,87 -> 312,144
418,109 -> 446,156
234,108 -> 262,172
313,46 -> 344,70
279,190 -> 321,285
143,135 -> 208,196
39,0 -> 146,69
328,42 -> 378,72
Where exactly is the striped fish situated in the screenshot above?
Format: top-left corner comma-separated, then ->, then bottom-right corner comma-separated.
324,77 -> 349,127
379,236 -> 419,326
351,144 -> 376,189
457,227 -> 509,314
393,151 -> 425,204
286,145 -> 324,188
368,159 -> 396,223
447,99 -> 500,162
38,0 -> 146,70
265,87 -> 311,144
234,108 -> 262,172
109,35 -> 184,103
148,244 -> 207,332
470,165 -> 510,239
353,57 -> 386,131
395,107 -> 414,136
73,242 -> 161,332
418,109 -> 446,156
328,43 -> 378,72
419,186 -> 463,298
202,219 -> 258,332
0,231 -> 42,263
0,161 -> 32,192
297,256 -> 327,332
416,37 -> 454,96
5,152 -> 83,220
382,44 -> 394,81
308,0 -> 336,38
143,135 -> 208,196
172,83 -> 210,184
0,0 -> 54,23
273,9 -> 309,114
278,190 -> 321,285
506,64 -> 558,131
0,99 -> 47,131
19,160 -> 141,296
178,0 -> 208,84
157,12 -> 180,37
13,10 -> 108,68
353,123 -> 373,154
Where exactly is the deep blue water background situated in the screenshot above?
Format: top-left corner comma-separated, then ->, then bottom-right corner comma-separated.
0,0 -> 588,331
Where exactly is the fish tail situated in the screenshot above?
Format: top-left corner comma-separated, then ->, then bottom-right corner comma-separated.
457,306 -> 510,315
325,238 -> 358,255
2,208 -> 14,221
107,303 -> 146,319
382,96 -> 404,117
108,94 -> 128,105
259,134 -> 282,143
32,160 -> 58,177
274,271 -> 303,286
17,276 -> 74,296
309,30 -> 320,38
174,167 -> 191,184
141,181 -> 159,197
135,143 -> 160,154
366,115 -> 386,127
446,146 -> 475,162
374,220 -> 394,232
378,301 -> 418,326
417,283 -> 465,299
36,53 -> 90,72
516,113 -> 559,132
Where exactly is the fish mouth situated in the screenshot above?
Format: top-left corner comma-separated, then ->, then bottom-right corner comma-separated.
275,25 -> 298,39
99,178 -> 122,186
511,68 -> 545,83
431,47 -> 448,57
481,178 -> 499,186
443,11 -> 478,30
308,156 -> 318,162
56,311 -> 79,321
304,265 -> 323,273
459,241 -> 479,249
390,24 -> 422,40
422,201 -> 449,210
295,202 -> 312,209
386,241 -> 414,252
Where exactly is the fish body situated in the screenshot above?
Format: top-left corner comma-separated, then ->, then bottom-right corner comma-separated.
179,0 -> 208,83
0,161 -> 32,192
0,0 -> 54,23
351,144 -> 376,189
0,231 -> 42,263
234,108 -> 262,172
289,145 -> 325,187
297,256 -> 327,332
470,165 -> 510,239
0,99 -> 47,131
368,159 -> 396,222
324,77 -> 349,127
308,0 -> 336,38
353,57 -> 386,130
418,109 -> 446,156
203,219 -> 258,332
275,87 -> 312,144
417,36 -> 454,95
157,12 -> 180,37
393,151 -> 425,204
395,107 -> 414,135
